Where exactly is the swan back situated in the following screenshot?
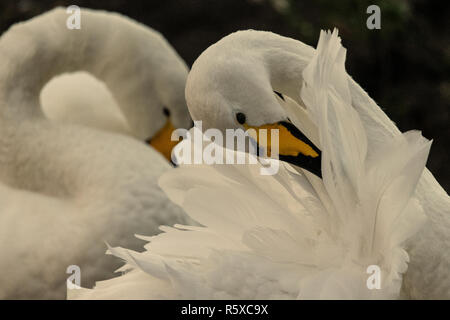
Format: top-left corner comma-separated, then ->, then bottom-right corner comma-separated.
41,72 -> 132,135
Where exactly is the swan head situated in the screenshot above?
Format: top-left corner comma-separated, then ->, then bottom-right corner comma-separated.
147,69 -> 193,162
185,43 -> 322,177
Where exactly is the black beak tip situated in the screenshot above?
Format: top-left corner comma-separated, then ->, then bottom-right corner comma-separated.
276,121 -> 323,179
308,162 -> 322,179
279,153 -> 322,179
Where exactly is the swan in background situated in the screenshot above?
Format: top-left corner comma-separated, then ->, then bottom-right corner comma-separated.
71,29 -> 448,299
40,7 -> 191,161
0,7 -> 192,299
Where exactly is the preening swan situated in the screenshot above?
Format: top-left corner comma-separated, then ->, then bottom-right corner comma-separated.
72,29 -> 449,299
0,8 -> 191,299
36,7 -> 191,161
185,28 -> 450,299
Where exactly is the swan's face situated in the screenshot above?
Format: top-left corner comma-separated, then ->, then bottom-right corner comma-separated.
148,71 -> 193,162
186,56 -> 322,177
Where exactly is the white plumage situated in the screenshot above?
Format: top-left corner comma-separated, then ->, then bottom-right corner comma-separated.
0,8 -> 191,299
41,72 -> 132,136
71,30 -> 448,299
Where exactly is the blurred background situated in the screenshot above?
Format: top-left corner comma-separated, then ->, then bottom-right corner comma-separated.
1,0 -> 449,191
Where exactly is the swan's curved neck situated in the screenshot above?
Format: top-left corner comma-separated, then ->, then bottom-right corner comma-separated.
236,32 -> 316,105
264,41 -> 315,105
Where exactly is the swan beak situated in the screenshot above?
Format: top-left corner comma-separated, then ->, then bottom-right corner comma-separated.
147,119 -> 179,162
244,121 -> 322,178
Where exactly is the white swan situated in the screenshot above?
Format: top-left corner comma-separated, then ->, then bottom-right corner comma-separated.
0,8 -> 192,299
71,29 -> 449,299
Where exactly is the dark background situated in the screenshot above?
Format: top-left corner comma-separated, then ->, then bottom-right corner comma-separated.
1,0 -> 449,191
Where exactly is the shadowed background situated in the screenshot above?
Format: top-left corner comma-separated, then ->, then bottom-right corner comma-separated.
1,0 -> 448,191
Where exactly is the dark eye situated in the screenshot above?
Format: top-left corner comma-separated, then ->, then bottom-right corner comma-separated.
236,112 -> 246,124
163,107 -> 170,117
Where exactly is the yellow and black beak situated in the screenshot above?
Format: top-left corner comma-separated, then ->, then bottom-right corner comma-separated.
244,121 -> 322,178
146,119 -> 179,163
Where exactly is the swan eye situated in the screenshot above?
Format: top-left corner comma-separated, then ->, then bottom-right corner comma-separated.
236,112 -> 246,125
163,107 -> 170,117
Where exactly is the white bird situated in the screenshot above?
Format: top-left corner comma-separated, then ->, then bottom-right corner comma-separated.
71,29 -> 449,299
0,7 -> 192,299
